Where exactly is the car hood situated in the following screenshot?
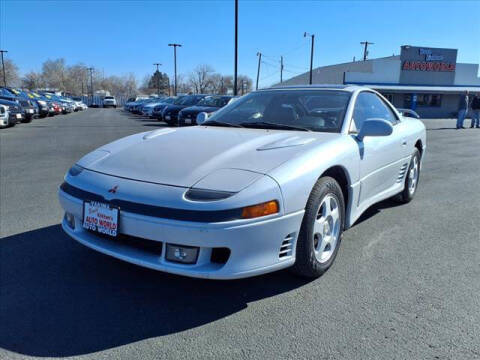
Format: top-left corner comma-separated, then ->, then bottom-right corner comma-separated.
78,126 -> 340,188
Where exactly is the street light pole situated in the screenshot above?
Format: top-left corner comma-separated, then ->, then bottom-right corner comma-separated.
87,67 -> 94,106
280,56 -> 284,83
153,63 -> 162,96
0,50 -> 8,87
304,32 -> 315,85
168,43 -> 182,96
255,52 -> 262,90
233,0 -> 238,95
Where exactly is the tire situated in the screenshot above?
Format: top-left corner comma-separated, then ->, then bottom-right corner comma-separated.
395,148 -> 421,203
22,116 -> 32,123
292,176 -> 345,278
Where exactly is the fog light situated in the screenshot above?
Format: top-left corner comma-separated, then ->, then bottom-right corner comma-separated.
65,212 -> 75,229
165,244 -> 199,264
241,200 -> 279,219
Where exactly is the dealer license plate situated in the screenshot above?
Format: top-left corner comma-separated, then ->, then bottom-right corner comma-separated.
83,201 -> 119,237
165,115 -> 171,120
16,113 -> 22,119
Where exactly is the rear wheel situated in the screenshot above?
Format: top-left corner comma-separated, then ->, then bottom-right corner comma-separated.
395,148 -> 420,203
292,177 -> 345,278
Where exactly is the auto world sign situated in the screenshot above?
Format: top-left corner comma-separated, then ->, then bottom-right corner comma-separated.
402,60 -> 455,72
400,46 -> 457,85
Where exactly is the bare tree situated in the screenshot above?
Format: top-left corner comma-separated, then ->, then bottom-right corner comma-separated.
41,58 -> 68,91
22,71 -> 44,89
176,74 -> 192,94
1,59 -> 20,87
188,64 -> 215,94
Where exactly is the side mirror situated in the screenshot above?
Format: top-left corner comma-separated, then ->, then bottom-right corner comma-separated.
357,119 -> 393,141
196,112 -> 209,125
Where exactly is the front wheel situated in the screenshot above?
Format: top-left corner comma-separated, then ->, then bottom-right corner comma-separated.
292,177 -> 345,278
395,148 -> 420,203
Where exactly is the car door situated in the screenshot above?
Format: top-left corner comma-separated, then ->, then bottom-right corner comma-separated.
351,91 -> 406,205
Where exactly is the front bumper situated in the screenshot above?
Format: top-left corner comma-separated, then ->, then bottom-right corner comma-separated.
58,189 -> 303,280
9,113 -> 23,123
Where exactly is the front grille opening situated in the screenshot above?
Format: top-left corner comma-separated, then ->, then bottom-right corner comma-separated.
279,233 -> 294,258
210,247 -> 231,264
87,230 -> 163,256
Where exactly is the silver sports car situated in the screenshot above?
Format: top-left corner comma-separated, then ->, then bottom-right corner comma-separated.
59,85 -> 426,279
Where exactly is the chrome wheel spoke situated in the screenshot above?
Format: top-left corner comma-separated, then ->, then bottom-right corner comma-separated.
313,194 -> 340,263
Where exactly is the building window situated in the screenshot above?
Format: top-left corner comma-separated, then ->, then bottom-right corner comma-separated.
405,93 -> 442,108
382,94 -> 394,103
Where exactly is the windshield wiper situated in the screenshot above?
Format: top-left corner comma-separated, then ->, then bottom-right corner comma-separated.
202,120 -> 244,128
240,121 -> 311,132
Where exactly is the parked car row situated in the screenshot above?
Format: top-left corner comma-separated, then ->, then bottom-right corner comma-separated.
124,94 -> 237,126
0,87 -> 88,129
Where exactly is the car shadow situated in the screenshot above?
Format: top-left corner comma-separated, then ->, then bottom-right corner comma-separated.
426,127 -> 461,131
352,198 -> 403,227
0,225 -> 312,357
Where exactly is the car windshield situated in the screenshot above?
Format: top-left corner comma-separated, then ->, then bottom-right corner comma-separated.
206,90 -> 351,132
174,95 -> 204,106
197,96 -> 230,107
104,96 -> 114,99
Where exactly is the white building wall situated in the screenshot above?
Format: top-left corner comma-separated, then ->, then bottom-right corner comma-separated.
344,58 -> 401,84
279,57 -> 399,86
454,63 -> 480,85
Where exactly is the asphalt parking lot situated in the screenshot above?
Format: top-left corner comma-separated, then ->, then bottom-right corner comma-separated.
1,109 -> 479,360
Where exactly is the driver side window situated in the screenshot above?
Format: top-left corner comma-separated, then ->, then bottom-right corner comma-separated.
350,92 -> 398,133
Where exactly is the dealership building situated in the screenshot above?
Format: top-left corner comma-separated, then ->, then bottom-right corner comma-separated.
281,45 -> 480,118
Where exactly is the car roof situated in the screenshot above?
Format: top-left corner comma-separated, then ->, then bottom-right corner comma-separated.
265,84 -> 362,92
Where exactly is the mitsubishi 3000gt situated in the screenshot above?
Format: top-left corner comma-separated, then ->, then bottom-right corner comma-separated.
59,85 -> 426,279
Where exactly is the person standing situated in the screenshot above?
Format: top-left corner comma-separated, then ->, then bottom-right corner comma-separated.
470,93 -> 480,128
456,91 -> 469,129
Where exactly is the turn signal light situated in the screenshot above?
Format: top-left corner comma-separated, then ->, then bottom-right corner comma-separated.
241,200 -> 279,219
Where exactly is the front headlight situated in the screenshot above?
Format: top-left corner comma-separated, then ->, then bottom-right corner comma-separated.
185,188 -> 234,201
37,100 -> 46,105
68,164 -> 84,176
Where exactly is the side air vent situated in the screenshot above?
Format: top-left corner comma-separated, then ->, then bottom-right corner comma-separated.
397,163 -> 409,183
279,233 -> 295,258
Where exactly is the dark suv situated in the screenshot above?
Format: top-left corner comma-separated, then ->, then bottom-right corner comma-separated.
0,98 -> 24,127
162,95 -> 207,126
177,95 -> 234,126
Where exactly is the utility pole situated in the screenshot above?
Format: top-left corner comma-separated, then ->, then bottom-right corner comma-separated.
304,33 -> 315,85
0,50 -> 8,87
360,41 -> 374,61
220,76 -> 224,94
168,43 -> 182,96
87,67 -> 94,106
233,0 -> 238,95
280,56 -> 284,83
255,52 -> 262,90
153,63 -> 162,96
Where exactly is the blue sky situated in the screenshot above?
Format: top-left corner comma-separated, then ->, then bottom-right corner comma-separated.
1,0 -> 479,88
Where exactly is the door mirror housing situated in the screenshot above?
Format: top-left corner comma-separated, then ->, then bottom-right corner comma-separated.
196,112 -> 209,125
357,119 -> 393,141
